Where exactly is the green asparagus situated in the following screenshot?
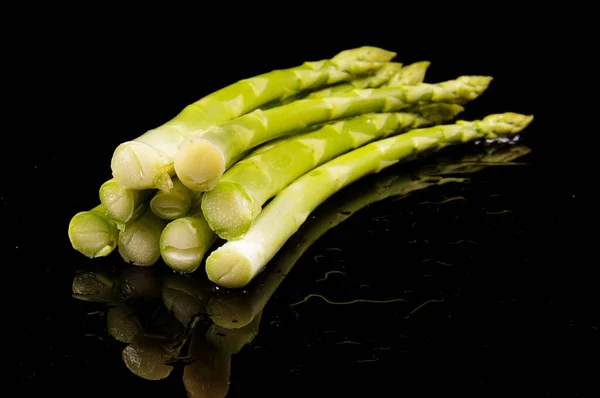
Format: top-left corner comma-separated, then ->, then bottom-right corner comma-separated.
159,197 -> 218,273
68,204 -> 123,258
205,144 -> 531,328
205,113 -> 534,288
149,177 -> 197,220
201,104 -> 464,240
99,180 -> 152,223
118,208 -> 167,266
173,75 -> 492,191
110,46 -> 395,191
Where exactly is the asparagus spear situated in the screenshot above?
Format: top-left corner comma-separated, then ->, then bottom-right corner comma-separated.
68,204 -> 123,258
149,177 -> 197,220
201,104 -> 464,240
303,61 -> 406,98
173,75 -> 492,191
99,179 -> 153,223
205,112 -> 534,288
159,197 -> 218,273
118,208 -> 167,266
110,46 -> 395,192
205,144 -> 531,327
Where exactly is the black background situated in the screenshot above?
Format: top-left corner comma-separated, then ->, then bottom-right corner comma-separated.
9,7 -> 593,398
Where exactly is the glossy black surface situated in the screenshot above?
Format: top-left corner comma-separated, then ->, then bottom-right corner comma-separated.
12,18 -> 591,397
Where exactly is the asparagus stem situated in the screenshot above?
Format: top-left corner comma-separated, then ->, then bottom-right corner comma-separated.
118,208 -> 167,266
68,204 -> 123,258
205,143 -> 531,327
159,202 -> 219,273
304,62 -> 405,98
150,177 -> 197,220
99,179 -> 153,223
174,75 -> 492,192
202,104 -> 464,240
205,113 -> 534,288
110,46 -> 395,191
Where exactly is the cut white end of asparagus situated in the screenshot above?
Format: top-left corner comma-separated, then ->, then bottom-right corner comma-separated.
205,113 -> 534,288
149,178 -> 195,220
159,214 -> 217,273
118,209 -> 167,266
111,141 -> 174,191
174,136 -> 226,192
99,179 -> 152,223
201,181 -> 262,239
68,206 -> 119,258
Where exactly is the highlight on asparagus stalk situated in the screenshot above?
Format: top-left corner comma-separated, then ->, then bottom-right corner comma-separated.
159,199 -> 219,273
173,75 -> 492,192
149,177 -> 196,220
99,179 -> 152,223
118,208 -> 167,266
205,143 -> 531,328
110,46 -> 395,192
68,204 -> 123,258
201,103 -> 464,240
205,112 -> 534,288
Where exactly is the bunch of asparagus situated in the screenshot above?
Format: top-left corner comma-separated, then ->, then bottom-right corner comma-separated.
68,46 -> 534,289
71,144 -> 531,396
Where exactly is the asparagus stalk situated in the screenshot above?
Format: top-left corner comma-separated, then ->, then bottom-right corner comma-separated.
304,62 -> 406,98
240,61 -> 433,160
68,204 -> 123,258
110,46 -> 395,192
99,179 -> 153,223
205,113 -> 534,288
118,208 -> 167,266
174,75 -> 492,191
201,104 -> 464,240
159,198 -> 219,273
205,143 -> 531,327
149,177 -> 197,220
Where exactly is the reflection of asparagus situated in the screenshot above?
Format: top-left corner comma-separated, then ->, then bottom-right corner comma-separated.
206,144 -> 531,326
184,313 -> 262,398
162,273 -> 214,327
206,113 -> 533,288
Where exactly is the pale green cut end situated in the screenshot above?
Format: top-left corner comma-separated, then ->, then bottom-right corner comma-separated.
68,211 -> 118,258
111,141 -> 172,190
99,180 -> 136,223
160,218 -> 213,272
174,138 -> 226,192
118,219 -> 163,266
150,193 -> 191,221
205,295 -> 255,329
206,247 -> 254,289
201,182 -> 261,240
